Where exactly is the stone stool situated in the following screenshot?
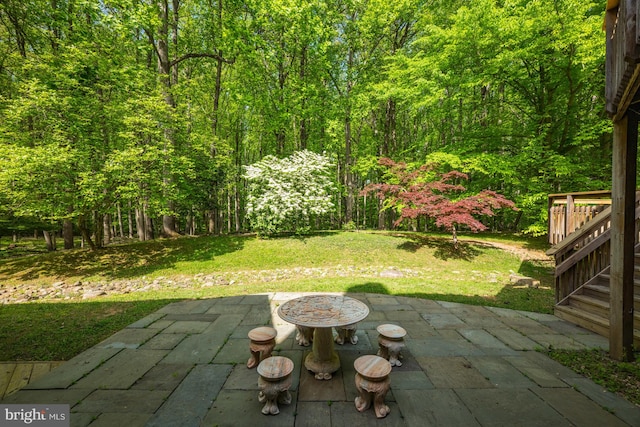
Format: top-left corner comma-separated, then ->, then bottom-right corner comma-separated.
257,356 -> 294,415
376,324 -> 406,367
334,322 -> 359,345
353,355 -> 392,418
247,326 -> 277,369
295,325 -> 314,347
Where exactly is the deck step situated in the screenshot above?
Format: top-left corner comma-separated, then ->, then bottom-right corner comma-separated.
554,305 -> 640,347
598,274 -> 640,290
568,294 -> 610,318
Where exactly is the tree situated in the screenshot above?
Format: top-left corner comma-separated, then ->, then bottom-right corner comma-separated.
243,150 -> 336,234
363,158 -> 517,247
383,0 -> 608,233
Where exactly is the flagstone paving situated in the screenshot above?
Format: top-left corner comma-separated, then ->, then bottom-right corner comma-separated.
2,292 -> 639,426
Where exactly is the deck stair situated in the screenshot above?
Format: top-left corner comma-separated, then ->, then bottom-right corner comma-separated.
554,259 -> 640,347
547,191 -> 640,347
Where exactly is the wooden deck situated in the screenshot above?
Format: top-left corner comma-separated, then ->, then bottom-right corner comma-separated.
0,361 -> 64,399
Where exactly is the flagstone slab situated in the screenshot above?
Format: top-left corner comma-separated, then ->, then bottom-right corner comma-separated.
455,388 -> 576,426
73,389 -> 170,413
503,355 -> 569,388
328,400 -> 404,426
87,413 -> 152,427
458,329 -> 517,355
390,320 -> 437,339
467,356 -> 536,388
212,338 -> 250,365
388,370 -> 434,390
24,348 -> 121,389
406,337 -> 484,357
127,313 -> 166,329
204,389 -> 296,427
416,356 -> 492,389
162,320 -> 213,334
565,377 -> 640,426
96,328 -> 159,349
292,401 -> 331,427
531,387 -> 630,427
1,388 -> 92,405
139,332 -> 186,350
72,349 -> 167,390
159,333 -> 224,364
146,364 -> 232,427
162,313 -> 220,322
420,313 -> 466,329
131,363 -> 192,391
298,367 -> 346,402
528,333 -> 589,350
393,389 -> 480,426
487,328 -> 540,350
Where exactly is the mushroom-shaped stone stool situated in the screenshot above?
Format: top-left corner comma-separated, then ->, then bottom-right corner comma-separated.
335,322 -> 359,345
376,324 -> 406,367
354,355 -> 392,418
247,326 -> 277,369
257,356 -> 294,415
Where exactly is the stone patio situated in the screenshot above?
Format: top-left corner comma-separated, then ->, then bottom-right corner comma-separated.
2,292 -> 639,426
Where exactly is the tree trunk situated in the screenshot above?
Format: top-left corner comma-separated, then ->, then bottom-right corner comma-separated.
117,202 -> 124,238
77,215 -> 96,250
43,230 -> 56,251
383,98 -> 396,156
343,45 -> 355,226
93,211 -> 104,248
227,191 -> 232,233
136,206 -> 146,241
145,208 -> 155,240
344,107 -> 355,225
128,201 -> 134,238
63,218 -> 74,250
234,183 -> 240,232
299,46 -> 308,149
103,213 -> 112,245
156,0 -> 180,238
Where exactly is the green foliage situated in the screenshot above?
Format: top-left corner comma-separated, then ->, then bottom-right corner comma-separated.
0,0 -> 613,238
244,150 -> 336,234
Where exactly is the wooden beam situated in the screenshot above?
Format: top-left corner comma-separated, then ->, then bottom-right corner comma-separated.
610,110 -> 637,362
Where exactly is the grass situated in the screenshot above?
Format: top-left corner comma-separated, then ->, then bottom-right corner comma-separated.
545,349 -> 640,406
0,230 -> 638,405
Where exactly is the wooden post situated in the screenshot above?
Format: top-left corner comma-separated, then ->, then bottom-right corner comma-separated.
610,111 -> 637,362
566,194 -> 575,237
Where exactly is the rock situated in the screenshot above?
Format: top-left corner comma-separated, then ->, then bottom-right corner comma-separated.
380,269 -> 404,278
509,272 -> 540,288
82,290 -> 107,299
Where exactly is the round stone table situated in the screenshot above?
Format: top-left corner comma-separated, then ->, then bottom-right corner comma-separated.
277,294 -> 369,380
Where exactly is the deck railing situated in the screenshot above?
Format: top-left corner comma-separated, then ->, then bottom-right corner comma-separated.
548,191 -> 612,245
546,190 -> 640,303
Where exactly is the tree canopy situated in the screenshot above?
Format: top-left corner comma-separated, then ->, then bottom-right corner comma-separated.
0,0 -> 609,244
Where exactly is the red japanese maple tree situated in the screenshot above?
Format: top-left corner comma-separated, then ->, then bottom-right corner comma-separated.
363,158 -> 517,247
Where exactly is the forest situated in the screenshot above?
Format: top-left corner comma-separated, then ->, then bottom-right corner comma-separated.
0,0 -> 609,249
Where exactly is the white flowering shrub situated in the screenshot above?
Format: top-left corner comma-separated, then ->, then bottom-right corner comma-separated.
243,150 -> 336,234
